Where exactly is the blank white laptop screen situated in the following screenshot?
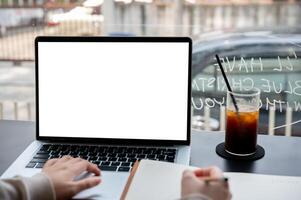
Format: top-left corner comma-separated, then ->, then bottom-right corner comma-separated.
38,41 -> 189,140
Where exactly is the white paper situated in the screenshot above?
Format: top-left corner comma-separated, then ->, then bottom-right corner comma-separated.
225,172 -> 301,200
125,160 -> 301,200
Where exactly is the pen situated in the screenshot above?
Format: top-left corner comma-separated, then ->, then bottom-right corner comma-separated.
202,177 -> 228,184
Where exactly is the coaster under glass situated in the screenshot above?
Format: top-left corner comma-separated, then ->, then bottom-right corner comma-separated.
216,142 -> 265,161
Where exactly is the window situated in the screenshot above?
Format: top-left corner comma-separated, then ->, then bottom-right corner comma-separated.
0,0 -> 300,136
192,33 -> 301,136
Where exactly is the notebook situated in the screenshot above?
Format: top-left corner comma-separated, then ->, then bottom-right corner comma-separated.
121,160 -> 301,200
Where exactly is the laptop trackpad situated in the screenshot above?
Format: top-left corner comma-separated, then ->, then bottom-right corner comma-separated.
73,171 -> 129,199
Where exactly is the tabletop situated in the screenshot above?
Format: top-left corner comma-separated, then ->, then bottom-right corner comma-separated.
0,120 -> 301,176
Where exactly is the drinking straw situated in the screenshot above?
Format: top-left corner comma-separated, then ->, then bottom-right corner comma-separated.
215,54 -> 239,113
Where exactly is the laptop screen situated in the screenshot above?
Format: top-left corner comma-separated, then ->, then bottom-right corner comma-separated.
37,37 -> 191,143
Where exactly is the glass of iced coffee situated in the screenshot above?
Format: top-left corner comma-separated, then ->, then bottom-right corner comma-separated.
225,88 -> 261,156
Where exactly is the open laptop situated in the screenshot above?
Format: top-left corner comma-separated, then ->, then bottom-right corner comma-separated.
1,36 -> 192,199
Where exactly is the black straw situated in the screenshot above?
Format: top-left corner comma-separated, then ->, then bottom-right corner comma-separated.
215,54 -> 239,113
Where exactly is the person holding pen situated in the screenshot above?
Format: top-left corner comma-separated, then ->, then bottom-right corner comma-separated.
181,167 -> 232,200
0,157 -> 231,200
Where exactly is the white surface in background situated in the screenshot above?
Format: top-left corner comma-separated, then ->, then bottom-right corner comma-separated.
38,42 -> 189,140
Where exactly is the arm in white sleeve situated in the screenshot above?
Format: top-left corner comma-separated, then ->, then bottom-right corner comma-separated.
0,173 -> 55,200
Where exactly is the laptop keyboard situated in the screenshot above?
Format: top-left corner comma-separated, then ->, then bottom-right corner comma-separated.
26,144 -> 177,172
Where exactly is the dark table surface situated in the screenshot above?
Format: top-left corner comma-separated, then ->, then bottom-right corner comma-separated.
1,120 -> 301,176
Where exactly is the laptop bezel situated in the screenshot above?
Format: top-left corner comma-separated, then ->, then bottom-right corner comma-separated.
35,36 -> 192,146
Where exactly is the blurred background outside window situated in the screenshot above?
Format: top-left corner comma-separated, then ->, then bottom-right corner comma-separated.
0,0 -> 300,136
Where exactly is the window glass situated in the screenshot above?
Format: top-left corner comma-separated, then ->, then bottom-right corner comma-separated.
192,36 -> 301,136
0,0 -> 300,136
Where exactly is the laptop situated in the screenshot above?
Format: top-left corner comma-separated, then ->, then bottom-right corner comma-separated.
1,36 -> 192,199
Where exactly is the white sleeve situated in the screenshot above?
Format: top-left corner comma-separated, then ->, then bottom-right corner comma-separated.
0,173 -> 55,200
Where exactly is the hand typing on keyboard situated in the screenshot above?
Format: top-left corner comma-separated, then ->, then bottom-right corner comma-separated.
3,148 -> 227,200
27,144 -> 177,172
42,156 -> 101,200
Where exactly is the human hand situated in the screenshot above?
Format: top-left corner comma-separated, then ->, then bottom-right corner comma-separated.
181,166 -> 231,200
42,156 -> 101,200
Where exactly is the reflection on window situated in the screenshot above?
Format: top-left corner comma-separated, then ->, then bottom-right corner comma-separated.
0,0 -> 300,136
192,34 -> 301,136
